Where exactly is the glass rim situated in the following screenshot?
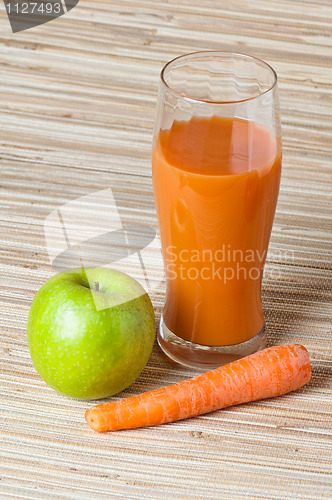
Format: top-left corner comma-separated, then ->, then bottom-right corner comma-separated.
160,50 -> 278,105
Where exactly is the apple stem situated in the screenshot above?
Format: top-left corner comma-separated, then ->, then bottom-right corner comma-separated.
94,281 -> 99,292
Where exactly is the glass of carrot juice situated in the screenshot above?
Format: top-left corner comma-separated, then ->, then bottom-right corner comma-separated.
152,51 -> 281,369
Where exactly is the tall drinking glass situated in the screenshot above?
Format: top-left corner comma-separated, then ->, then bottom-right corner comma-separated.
152,51 -> 281,369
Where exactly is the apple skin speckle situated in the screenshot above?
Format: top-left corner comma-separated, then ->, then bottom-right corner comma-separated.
27,267 -> 156,400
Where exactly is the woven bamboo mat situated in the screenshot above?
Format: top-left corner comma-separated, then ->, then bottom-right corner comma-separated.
1,0 -> 331,498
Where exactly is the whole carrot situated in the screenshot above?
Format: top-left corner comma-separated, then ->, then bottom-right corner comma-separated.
85,344 -> 311,433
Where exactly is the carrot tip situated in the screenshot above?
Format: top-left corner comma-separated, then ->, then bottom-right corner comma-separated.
85,407 -> 111,433
85,409 -> 99,432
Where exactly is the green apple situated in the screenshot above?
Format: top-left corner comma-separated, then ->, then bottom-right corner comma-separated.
27,267 -> 155,400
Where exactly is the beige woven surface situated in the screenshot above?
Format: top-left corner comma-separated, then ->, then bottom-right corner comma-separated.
1,0 -> 332,498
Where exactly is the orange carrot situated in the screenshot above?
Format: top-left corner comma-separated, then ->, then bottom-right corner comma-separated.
85,344 -> 311,432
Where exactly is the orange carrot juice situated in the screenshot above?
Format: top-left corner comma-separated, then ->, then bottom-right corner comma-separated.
152,116 -> 281,346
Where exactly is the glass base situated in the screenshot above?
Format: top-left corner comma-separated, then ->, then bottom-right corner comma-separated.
157,316 -> 267,370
